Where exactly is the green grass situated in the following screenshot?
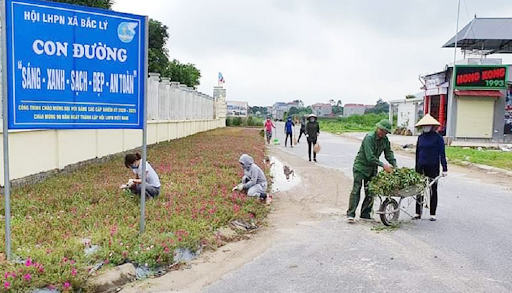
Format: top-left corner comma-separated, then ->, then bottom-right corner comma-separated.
446,147 -> 512,170
319,114 -> 393,134
226,116 -> 264,127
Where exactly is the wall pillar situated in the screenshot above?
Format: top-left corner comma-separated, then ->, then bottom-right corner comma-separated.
439,94 -> 446,131
388,103 -> 394,128
147,73 -> 160,120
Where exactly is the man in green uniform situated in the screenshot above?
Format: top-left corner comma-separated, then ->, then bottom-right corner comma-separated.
347,119 -> 397,223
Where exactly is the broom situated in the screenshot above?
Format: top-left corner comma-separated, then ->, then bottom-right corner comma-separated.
273,128 -> 280,145
293,125 -> 297,145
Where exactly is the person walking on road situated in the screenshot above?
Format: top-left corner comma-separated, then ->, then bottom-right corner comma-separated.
305,114 -> 320,162
284,116 -> 295,148
232,154 -> 272,204
347,119 -> 397,223
297,116 -> 306,143
264,117 -> 275,144
414,114 -> 448,222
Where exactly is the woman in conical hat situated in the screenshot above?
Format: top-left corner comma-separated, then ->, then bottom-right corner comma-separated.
305,114 -> 320,162
415,114 -> 441,128
414,114 -> 447,222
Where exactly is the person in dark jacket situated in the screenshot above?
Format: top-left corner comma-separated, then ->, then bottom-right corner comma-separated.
284,116 -> 295,147
305,114 -> 320,162
297,116 -> 306,143
414,114 -> 448,222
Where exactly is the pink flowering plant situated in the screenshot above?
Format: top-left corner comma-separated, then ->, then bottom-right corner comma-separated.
0,128 -> 268,291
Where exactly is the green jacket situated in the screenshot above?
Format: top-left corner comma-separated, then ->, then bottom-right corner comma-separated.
353,130 -> 397,177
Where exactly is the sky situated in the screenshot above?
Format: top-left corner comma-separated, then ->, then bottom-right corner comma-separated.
114,0 -> 512,107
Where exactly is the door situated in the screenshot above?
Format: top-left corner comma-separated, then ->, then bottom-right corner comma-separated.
456,96 -> 494,138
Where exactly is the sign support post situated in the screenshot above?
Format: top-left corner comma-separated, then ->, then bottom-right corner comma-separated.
446,0 -> 461,140
140,16 -> 149,234
1,0 -> 12,260
1,0 -> 149,256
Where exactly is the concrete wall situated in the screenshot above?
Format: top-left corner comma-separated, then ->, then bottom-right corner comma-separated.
397,102 -> 419,134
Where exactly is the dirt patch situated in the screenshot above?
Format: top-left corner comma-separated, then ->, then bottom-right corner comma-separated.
120,145 -> 352,293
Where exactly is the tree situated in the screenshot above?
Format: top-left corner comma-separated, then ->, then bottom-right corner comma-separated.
249,106 -> 268,116
149,19 -> 169,51
148,20 -> 201,87
288,107 -> 299,115
332,100 -> 343,115
333,106 -> 343,115
50,0 -> 114,9
167,59 -> 201,88
148,19 -> 170,77
405,94 -> 416,99
49,1 -> 202,87
366,99 -> 390,114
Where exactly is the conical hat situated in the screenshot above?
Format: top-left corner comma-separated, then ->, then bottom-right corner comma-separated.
415,114 -> 440,127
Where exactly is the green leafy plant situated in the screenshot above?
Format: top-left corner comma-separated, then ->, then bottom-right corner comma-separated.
368,168 -> 426,197
226,117 -> 263,127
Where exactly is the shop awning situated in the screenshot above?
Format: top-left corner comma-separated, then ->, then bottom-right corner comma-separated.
454,90 -> 503,97
443,18 -> 512,55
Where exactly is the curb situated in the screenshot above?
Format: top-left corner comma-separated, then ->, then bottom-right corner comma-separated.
452,160 -> 512,177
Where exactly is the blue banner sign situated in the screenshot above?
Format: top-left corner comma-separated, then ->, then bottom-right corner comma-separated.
5,0 -> 146,129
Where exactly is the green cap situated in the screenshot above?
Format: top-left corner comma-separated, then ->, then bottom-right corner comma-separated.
375,119 -> 392,133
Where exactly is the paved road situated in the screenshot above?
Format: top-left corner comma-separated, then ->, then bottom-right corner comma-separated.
203,127 -> 512,293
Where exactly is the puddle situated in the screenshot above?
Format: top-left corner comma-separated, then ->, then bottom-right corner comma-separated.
135,247 -> 198,280
173,247 -> 198,263
84,245 -> 100,256
135,265 -> 166,280
267,156 -> 301,192
32,289 -> 60,293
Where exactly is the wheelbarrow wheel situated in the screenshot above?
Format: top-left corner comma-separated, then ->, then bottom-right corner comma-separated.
379,198 -> 400,226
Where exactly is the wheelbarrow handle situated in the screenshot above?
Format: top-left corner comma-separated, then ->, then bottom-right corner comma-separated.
428,176 -> 442,187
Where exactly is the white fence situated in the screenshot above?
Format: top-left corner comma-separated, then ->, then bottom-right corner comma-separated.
147,73 -> 215,121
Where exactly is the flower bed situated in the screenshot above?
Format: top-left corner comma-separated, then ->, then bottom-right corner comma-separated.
0,127 -> 268,292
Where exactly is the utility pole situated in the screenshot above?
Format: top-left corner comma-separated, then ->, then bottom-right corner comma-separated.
446,0 -> 461,140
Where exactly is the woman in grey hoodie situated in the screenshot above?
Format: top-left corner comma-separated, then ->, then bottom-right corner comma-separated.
233,154 -> 272,204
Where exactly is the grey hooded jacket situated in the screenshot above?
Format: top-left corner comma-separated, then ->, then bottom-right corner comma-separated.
239,154 -> 267,189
